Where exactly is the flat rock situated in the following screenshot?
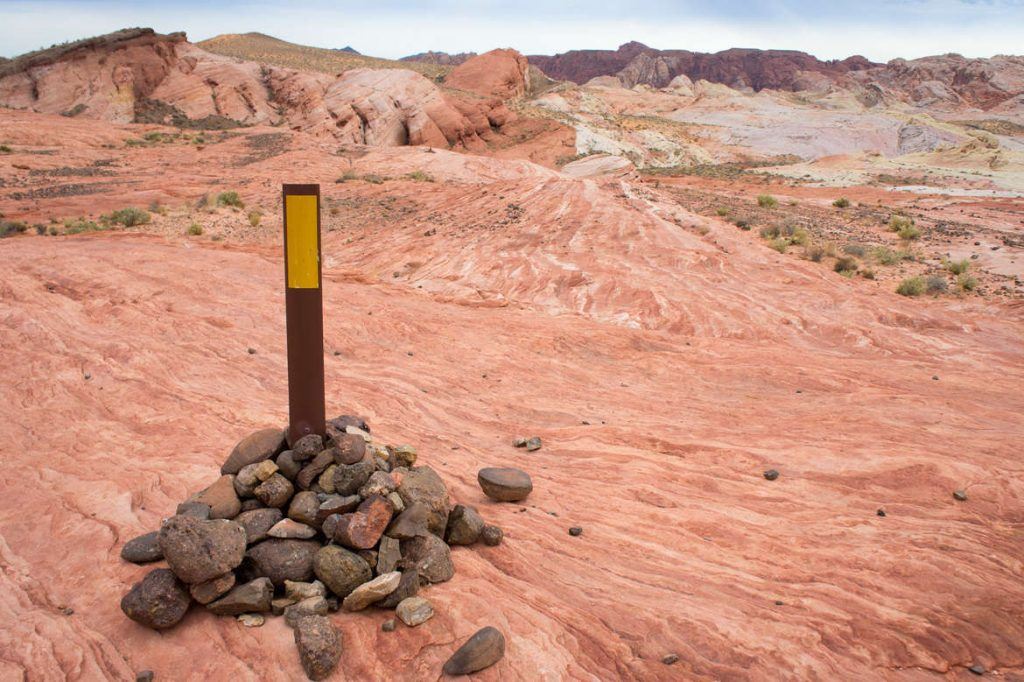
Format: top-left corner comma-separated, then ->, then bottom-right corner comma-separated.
333,495 -> 393,549
396,465 -> 451,535
525,436 -> 542,451
237,613 -> 264,627
478,467 -> 532,502
293,615 -> 341,681
175,501 -> 211,519
401,533 -> 454,584
284,596 -> 330,627
222,428 -> 285,475
386,501 -> 430,540
189,572 -> 235,605
377,536 -> 401,574
332,433 -> 366,465
313,545 -> 372,598
158,515 -> 246,584
445,504 -> 484,545
120,531 -> 162,564
189,474 -> 241,519
378,568 -> 420,609
207,577 -> 273,615
120,568 -> 191,630
443,626 -> 505,675
332,458 -> 375,496
254,473 -> 294,508
341,571 -> 401,611
268,518 -> 317,539
235,507 -> 283,545
245,539 -> 319,586
396,596 -> 434,626
316,494 -> 360,524
285,579 -> 326,601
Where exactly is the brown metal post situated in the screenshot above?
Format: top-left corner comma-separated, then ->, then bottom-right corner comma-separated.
282,183 -> 326,444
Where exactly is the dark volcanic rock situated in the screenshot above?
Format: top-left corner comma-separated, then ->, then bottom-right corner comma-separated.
245,539 -> 319,586
120,531 -> 163,564
120,568 -> 191,630
293,615 -> 341,681
222,427 -> 285,475
481,525 -> 503,546
284,596 -> 330,627
158,516 -> 247,584
332,458 -> 375,496
235,507 -> 283,545
292,434 -> 324,462
401,533 -> 454,584
207,577 -> 273,615
442,626 -> 505,675
333,495 -> 393,550
477,467 -> 533,502
332,433 -> 366,465
189,572 -> 236,605
396,466 -> 451,535
386,501 -> 430,540
313,545 -> 372,598
254,473 -> 294,508
445,504 -> 484,545
175,501 -> 211,519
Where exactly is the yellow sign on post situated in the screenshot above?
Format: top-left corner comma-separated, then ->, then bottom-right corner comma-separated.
285,194 -> 320,289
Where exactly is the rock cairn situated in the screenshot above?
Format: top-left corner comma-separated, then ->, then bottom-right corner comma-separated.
119,415 -> 505,680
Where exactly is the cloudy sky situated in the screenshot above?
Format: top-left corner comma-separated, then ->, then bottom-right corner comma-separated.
1,0 -> 1022,61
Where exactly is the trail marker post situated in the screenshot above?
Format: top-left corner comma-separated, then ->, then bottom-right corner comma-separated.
282,183 -> 326,443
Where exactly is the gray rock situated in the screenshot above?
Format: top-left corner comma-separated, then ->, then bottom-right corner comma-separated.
341,571 -> 401,611
120,531 -> 162,564
235,508 -> 283,545
222,428 -> 285,475
481,525 -> 503,546
189,572 -> 236,605
135,671 -> 154,682
386,502 -> 430,540
313,545 -> 372,598
245,539 -> 320,586
397,466 -> 451,536
332,459 -> 375,496
442,626 -> 505,675
401,533 -> 454,584
954,489 -> 968,501
764,469 -> 780,481
378,569 -> 420,609
276,450 -> 302,481
234,463 -> 262,498
376,536 -> 401,574
293,615 -> 341,681
237,613 -> 265,627
568,526 -> 583,537
268,519 -> 317,539
175,501 -> 211,519
254,473 -> 294,509
524,436 -> 542,452
662,654 -> 680,665
120,568 -> 191,630
359,471 -> 397,498
382,619 -> 396,632
396,596 -> 434,627
445,505 -> 484,546
158,516 -> 246,584
207,577 -> 273,615
284,596 -> 330,627
387,492 -> 405,513
477,467 -> 532,502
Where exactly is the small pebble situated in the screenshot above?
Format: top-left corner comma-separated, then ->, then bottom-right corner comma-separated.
568,527 -> 583,537
662,654 -> 679,665
136,672 -> 154,682
247,347 -> 257,355
932,375 -> 939,380
876,509 -> 886,517
237,613 -> 264,627
953,490 -> 968,501
763,469 -> 779,481
60,606 -> 74,616
969,663 -> 985,675
382,619 -> 396,632
774,600 -> 784,606
84,372 -> 91,380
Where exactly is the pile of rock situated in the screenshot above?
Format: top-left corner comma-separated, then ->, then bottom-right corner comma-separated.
119,415 -> 506,680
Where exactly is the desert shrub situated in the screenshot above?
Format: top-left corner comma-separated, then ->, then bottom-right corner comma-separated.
106,207 -> 151,227
945,258 -> 970,275
757,194 -> 778,209
833,197 -> 851,208
834,256 -> 858,273
896,276 -> 926,296
957,273 -> 978,291
35,223 -> 47,235
926,275 -> 948,294
822,241 -> 838,258
805,243 -> 825,262
0,144 -> 11,153
406,170 -> 434,182
769,238 -> 788,253
248,210 -> 262,227
889,215 -> 914,231
861,269 -> 876,280
335,170 -> 357,183
63,218 -> 103,234
734,219 -> 750,230
216,191 -> 244,208
362,174 -> 385,184
842,243 -> 867,258
759,225 -> 779,239
790,227 -> 809,246
897,223 -> 921,240
873,246 -> 905,265
715,207 -> 730,217
0,220 -> 29,237
188,222 -> 203,236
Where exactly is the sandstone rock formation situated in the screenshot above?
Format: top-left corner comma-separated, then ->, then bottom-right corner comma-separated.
400,51 -> 477,66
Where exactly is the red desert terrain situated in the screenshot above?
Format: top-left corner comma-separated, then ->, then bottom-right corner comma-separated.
1,28 -> 1023,681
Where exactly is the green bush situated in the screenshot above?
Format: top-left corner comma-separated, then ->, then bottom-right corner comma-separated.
715,207 -> 730,217
248,211 -> 262,227
834,256 -> 858,273
216,191 -> 244,208
757,194 -> 778,209
926,275 -> 948,294
335,170 -> 357,183
897,223 -> 921,240
805,243 -> 825,262
861,269 -> 876,280
843,243 -> 867,258
63,218 -> 103,234
406,170 -> 434,182
0,220 -> 29,237
790,227 -> 809,246
106,207 -> 151,227
769,238 -> 788,253
734,219 -> 750,230
362,174 -> 385,185
957,273 -> 978,291
0,144 -> 11,154
873,246 -> 906,266
888,215 -> 920,240
945,258 -> 970,275
188,222 -> 203,236
896,276 -> 926,296
833,197 -> 851,208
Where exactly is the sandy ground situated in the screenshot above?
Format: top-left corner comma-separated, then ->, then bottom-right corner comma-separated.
2,110 -> 1024,680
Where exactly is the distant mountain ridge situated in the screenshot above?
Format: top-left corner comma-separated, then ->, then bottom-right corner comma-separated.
401,51 -> 476,66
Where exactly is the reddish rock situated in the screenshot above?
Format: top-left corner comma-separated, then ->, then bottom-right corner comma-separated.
331,433 -> 366,465
189,474 -> 241,519
333,495 -> 393,550
221,428 -> 286,475
446,49 -> 529,100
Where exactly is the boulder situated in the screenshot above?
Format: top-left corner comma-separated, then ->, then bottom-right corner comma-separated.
333,495 -> 393,549
288,491 -> 320,526
477,467 -> 533,502
396,466 -> 451,536
189,474 -> 241,519
275,450 -> 301,480
332,433 -> 366,465
222,428 -> 285,475
120,568 -> 191,630
158,516 -> 246,584
386,502 -> 430,540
